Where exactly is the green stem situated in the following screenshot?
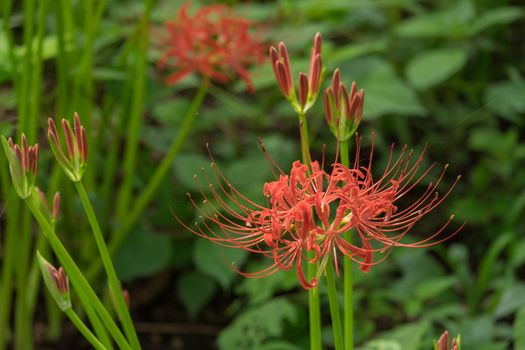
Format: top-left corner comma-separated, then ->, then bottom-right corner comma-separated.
325,258 -> 344,350
65,309 -> 108,350
340,139 -> 354,350
75,181 -> 141,349
88,78 -> 209,280
24,198 -> 131,350
298,111 -> 322,350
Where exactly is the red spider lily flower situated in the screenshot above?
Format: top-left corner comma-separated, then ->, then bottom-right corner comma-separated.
270,32 -> 325,112
157,3 -> 265,91
179,136 -> 462,289
1,134 -> 39,199
324,69 -> 364,141
47,113 -> 88,182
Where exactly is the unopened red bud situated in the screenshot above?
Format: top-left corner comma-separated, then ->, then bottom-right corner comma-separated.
298,73 -> 308,108
323,89 -> 333,124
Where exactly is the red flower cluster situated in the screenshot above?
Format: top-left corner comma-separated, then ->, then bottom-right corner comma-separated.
181,137 -> 462,289
157,3 -> 265,91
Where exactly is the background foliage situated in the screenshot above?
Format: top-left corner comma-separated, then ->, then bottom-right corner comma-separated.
1,0 -> 524,349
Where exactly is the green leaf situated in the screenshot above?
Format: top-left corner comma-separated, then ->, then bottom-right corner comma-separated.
485,79 -> 525,123
193,239 -> 247,290
218,298 -> 298,350
406,48 -> 468,90
415,276 -> 457,300
360,340 -> 402,350
177,271 -> 217,319
173,153 -> 211,191
515,306 -> 525,350
378,322 -> 429,350
114,230 -> 173,281
470,7 -> 525,35
494,284 -> 525,318
354,58 -> 425,118
254,341 -> 303,350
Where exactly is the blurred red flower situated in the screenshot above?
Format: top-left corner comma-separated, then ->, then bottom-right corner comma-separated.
157,3 -> 265,91
180,137 -> 462,289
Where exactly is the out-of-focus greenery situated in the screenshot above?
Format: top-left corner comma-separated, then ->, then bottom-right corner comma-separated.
1,0 -> 524,349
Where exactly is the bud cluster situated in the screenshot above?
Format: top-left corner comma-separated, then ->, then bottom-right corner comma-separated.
37,251 -> 71,311
270,32 -> 324,113
47,113 -> 88,182
1,134 -> 39,199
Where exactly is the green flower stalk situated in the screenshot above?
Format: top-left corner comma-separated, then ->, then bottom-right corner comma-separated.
47,112 -> 88,182
323,69 -> 364,142
1,134 -> 39,199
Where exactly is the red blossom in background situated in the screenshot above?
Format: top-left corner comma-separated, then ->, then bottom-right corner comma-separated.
157,3 -> 265,91
179,137 -> 463,289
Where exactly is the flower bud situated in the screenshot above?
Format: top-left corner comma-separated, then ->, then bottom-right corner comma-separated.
36,251 -> 71,311
47,113 -> 88,182
434,331 -> 461,350
1,134 -> 39,199
323,69 -> 364,141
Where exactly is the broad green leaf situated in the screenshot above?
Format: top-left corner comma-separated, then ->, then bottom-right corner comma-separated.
406,48 -> 468,90
378,321 -> 429,350
360,340 -> 401,350
515,306 -> 525,350
177,271 -> 217,319
193,239 -> 247,290
415,276 -> 457,300
494,284 -> 525,318
485,79 -> 525,123
114,230 -> 173,281
330,40 -> 387,65
470,7 -> 525,35
218,298 -> 298,350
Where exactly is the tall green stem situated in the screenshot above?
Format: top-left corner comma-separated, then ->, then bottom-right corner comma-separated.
24,199 -> 131,350
340,139 -> 354,350
325,258 -> 344,350
75,181 -> 141,349
298,111 -> 322,350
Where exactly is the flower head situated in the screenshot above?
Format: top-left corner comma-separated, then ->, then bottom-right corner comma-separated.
37,251 -> 71,311
179,137 -> 462,289
324,69 -> 364,141
47,112 -> 88,182
270,33 -> 325,113
1,134 -> 39,199
157,3 -> 265,91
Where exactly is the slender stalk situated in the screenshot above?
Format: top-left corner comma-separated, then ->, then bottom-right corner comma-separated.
0,194 -> 18,350
24,199 -> 131,350
65,309 -> 108,350
297,111 -> 322,350
75,181 -> 141,349
340,139 -> 354,350
14,209 -> 33,350
325,258 -> 344,350
107,78 -> 209,260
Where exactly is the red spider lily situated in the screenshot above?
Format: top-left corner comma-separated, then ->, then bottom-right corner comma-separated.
179,136 -> 462,289
157,3 -> 265,91
435,331 -> 461,350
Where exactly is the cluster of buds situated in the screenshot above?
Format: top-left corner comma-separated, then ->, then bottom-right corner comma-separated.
270,32 -> 325,113
324,69 -> 365,142
36,189 -> 61,224
37,251 -> 71,311
434,331 -> 461,350
1,134 -> 39,199
47,113 -> 88,182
